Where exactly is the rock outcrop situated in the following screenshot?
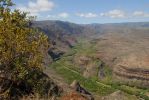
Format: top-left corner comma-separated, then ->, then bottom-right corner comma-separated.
70,80 -> 94,100
113,53 -> 149,88
101,90 -> 139,100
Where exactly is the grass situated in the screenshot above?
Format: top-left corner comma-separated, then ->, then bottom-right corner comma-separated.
99,66 -> 149,99
50,39 -> 149,99
118,85 -> 149,100
51,59 -> 149,99
50,61 -> 116,95
58,57 -> 82,73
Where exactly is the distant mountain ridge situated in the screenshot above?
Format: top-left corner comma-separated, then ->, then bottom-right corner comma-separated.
32,20 -> 149,60
33,20 -> 149,37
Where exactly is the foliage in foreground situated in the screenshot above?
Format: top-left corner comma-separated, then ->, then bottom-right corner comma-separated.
0,0 -> 62,99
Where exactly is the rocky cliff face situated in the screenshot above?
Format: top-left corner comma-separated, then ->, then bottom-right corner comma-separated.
94,28 -> 149,88
113,53 -> 149,88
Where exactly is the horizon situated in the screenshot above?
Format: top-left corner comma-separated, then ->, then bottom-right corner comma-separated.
35,19 -> 149,25
13,0 -> 149,24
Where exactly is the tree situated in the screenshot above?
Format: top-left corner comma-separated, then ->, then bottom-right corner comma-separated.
0,0 -> 52,99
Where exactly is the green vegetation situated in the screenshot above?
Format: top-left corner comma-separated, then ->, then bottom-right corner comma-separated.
0,0 -> 61,99
73,40 -> 96,56
49,40 -> 116,95
51,61 -> 116,95
50,38 -> 149,99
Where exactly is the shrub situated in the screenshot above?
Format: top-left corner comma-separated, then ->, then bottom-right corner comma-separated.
0,0 -> 62,99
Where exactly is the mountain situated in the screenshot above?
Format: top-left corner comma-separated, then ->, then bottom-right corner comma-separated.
32,20 -> 103,60
32,20 -> 85,60
33,21 -> 149,37
32,20 -> 149,99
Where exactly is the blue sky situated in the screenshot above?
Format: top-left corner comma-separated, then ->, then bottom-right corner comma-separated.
13,0 -> 149,24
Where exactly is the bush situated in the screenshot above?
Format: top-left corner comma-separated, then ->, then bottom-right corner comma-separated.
0,0 -> 62,99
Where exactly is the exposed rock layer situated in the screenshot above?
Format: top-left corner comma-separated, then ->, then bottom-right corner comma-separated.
111,52 -> 149,88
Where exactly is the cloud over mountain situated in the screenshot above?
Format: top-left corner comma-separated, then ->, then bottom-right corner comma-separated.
47,12 -> 69,19
58,13 -> 69,18
133,11 -> 149,18
16,0 -> 55,16
100,9 -> 126,18
76,13 -> 98,18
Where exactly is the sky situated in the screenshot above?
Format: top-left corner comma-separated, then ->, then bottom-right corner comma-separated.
13,0 -> 149,24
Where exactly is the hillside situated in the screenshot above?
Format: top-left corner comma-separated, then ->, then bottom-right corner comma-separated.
32,20 -> 149,99
2,0 -> 149,99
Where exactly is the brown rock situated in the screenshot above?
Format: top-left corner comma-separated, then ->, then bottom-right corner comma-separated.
113,53 -> 149,88
70,80 -> 94,100
101,90 -> 139,100
60,92 -> 87,100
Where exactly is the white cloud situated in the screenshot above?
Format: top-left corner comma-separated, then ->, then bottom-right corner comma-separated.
133,11 -> 149,18
100,9 -> 126,18
47,15 -> 56,18
58,13 -> 69,18
16,0 -> 55,16
47,12 -> 69,19
76,13 -> 98,18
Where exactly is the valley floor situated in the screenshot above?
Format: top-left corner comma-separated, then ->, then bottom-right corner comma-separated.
48,39 -> 149,100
